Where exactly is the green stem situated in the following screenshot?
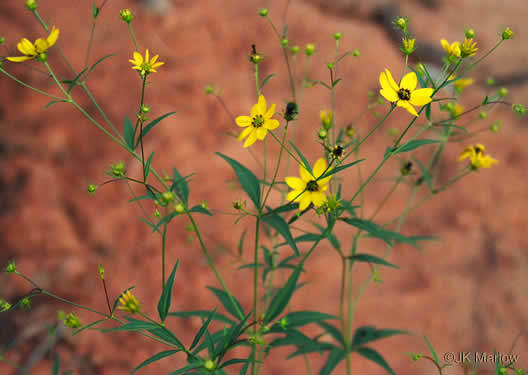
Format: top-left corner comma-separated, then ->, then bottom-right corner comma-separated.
262,122 -> 289,208
369,178 -> 402,220
0,68 -> 64,101
162,207 -> 168,289
251,216 -> 261,375
254,63 -> 261,97
84,21 -> 97,69
44,61 -> 70,98
128,23 -> 139,51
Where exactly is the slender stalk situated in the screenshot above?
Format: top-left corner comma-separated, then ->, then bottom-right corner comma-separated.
0,68 -> 64,101
262,122 -> 289,208
254,63 -> 261,97
251,216 -> 261,375
128,23 -> 139,51
84,21 -> 97,69
162,207 -> 168,289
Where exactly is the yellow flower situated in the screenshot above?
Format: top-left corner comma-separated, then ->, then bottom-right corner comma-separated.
453,104 -> 465,117
64,313 -> 82,329
401,37 -> 416,55
320,109 -> 333,130
454,77 -> 473,93
7,26 -> 59,62
460,38 -> 478,58
118,290 -> 141,313
440,39 -> 461,58
458,144 -> 498,170
129,49 -> 164,76
285,158 -> 332,211
235,95 -> 279,148
379,69 -> 433,117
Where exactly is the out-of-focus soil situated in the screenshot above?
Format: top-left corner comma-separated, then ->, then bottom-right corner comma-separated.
1,0 -> 527,374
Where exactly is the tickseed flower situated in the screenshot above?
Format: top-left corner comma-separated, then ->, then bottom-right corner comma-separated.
64,313 -> 82,329
329,145 -> 344,160
401,37 -> 416,55
120,9 -> 134,23
461,38 -> 478,57
458,144 -> 498,170
393,16 -> 409,31
7,26 -> 59,63
129,49 -> 164,76
285,158 -> 332,211
441,39 -> 461,59
118,290 -> 141,313
379,69 -> 433,117
502,27 -> 514,40
454,77 -> 474,93
236,95 -> 279,148
320,110 -> 333,130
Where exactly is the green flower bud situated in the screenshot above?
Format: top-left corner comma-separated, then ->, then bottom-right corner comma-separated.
393,16 -> 409,31
204,84 -> 215,95
200,201 -> 208,209
490,120 -> 502,133
479,111 -> 487,119
498,87 -> 508,97
327,62 -> 335,70
502,27 -> 514,40
1,300 -> 12,312
120,9 -> 134,23
111,162 -> 126,177
411,353 -> 423,361
64,312 -> 82,329
352,49 -> 360,57
258,8 -> 269,17
204,360 -> 216,371
486,77 -> 495,86
25,0 -> 38,11
20,297 -> 31,309
36,52 -> 48,63
174,203 -> 185,214
153,209 -> 161,218
98,264 -> 105,280
465,28 -> 476,39
376,96 -> 384,105
88,184 -> 97,194
5,260 -> 16,274
512,104 -> 526,116
279,317 -> 288,329
0,37 -> 5,45
332,32 -> 343,40
388,128 -> 399,137
140,105 -> 151,114
281,39 -> 289,48
233,200 -> 244,210
305,43 -> 315,56
345,124 -> 355,139
516,369 -> 525,375
161,191 -> 175,205
499,367 -> 508,375
290,45 -> 300,55
318,129 -> 328,140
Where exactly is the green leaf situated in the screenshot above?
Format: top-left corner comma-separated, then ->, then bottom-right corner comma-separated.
144,152 -> 155,180
130,350 -> 180,374
167,362 -> 203,375
148,326 -> 185,348
189,204 -> 213,216
207,287 -> 245,321
112,286 -> 135,313
320,347 -> 346,375
220,358 -> 258,369
136,111 -> 177,147
349,253 -> 399,269
62,67 -> 88,93
262,213 -> 299,256
217,153 -> 261,208
123,116 -> 136,150
190,308 -> 217,350
103,319 -> 159,333
393,139 -> 441,154
238,229 -> 247,257
72,319 -> 105,336
425,103 -> 432,121
412,157 -> 433,192
240,352 -> 254,375
87,53 -> 115,76
171,167 -> 190,204
424,336 -> 439,364
52,355 -> 60,375
332,78 -> 343,88
168,310 -> 234,325
288,142 -> 312,174
482,95 -> 489,105
317,321 -> 345,346
45,99 -> 67,109
139,217 -> 161,234
275,311 -> 340,330
351,326 -> 409,348
158,260 -> 180,323
318,159 -> 365,180
356,347 -> 396,375
260,73 -> 277,91
265,266 -> 302,323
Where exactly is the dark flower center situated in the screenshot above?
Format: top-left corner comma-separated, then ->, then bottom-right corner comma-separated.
252,114 -> 264,128
397,88 -> 411,101
331,145 -> 344,158
306,180 -> 319,192
474,146 -> 483,155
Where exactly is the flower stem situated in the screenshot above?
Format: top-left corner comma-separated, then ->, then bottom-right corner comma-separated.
0,68 -> 64,101
128,23 -> 139,51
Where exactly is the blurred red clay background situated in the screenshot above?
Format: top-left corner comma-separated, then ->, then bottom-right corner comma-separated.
1,0 -> 527,374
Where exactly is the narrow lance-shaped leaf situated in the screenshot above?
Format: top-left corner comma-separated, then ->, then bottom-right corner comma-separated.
318,159 -> 365,180
319,347 -> 346,375
158,260 -> 180,323
130,350 -> 180,374
393,139 -> 441,154
190,307 -> 217,350
137,111 -> 178,147
207,286 -> 245,321
356,347 -> 397,375
351,326 -> 410,349
123,116 -> 136,150
289,141 -> 312,174
217,153 -> 261,208
262,212 -> 299,256
349,253 -> 399,269
265,266 -> 302,323
171,167 -> 190,204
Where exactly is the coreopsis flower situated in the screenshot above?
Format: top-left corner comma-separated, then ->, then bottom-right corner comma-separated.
285,158 -> 332,211
379,69 -> 433,117
458,144 -> 498,170
236,95 -> 279,148
320,109 -> 333,130
440,39 -> 461,58
118,290 -> 141,313
7,26 -> 59,63
454,77 -> 473,93
460,38 -> 478,58
129,49 -> 164,76
502,27 -> 514,40
401,37 -> 416,55
64,313 -> 82,329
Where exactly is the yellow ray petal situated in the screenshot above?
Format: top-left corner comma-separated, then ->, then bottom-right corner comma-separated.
235,116 -> 251,127
384,69 -> 400,92
400,72 -> 417,91
256,95 -> 267,115
256,127 -> 267,140
285,177 -> 306,190
7,55 -> 33,62
263,118 -> 279,130
380,88 -> 398,103
312,158 -> 327,179
299,163 -> 313,182
409,88 -> 433,106
244,130 -> 258,148
264,103 -> 276,119
287,190 -> 303,202
397,100 -> 418,117
311,192 -> 327,207
299,193 -> 312,211
18,38 -> 35,55
238,126 -> 253,141
46,26 -> 59,47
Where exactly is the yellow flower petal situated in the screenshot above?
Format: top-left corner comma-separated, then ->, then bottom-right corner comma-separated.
409,88 -> 433,106
256,95 -> 267,115
238,126 -> 253,141
285,177 -> 306,191
264,103 -> 276,119
479,155 -> 498,168
263,118 -> 279,130
312,158 -> 327,179
34,39 -> 49,53
299,193 -> 312,211
250,103 -> 260,118
311,192 -> 327,207
151,61 -> 164,69
145,49 -> 150,63
18,38 -> 35,55
7,55 -> 33,62
256,127 -> 267,140
441,39 -> 450,51
400,72 -> 417,91
133,51 -> 143,64
235,116 -> 251,127
380,88 -> 398,103
46,26 -> 59,48
475,143 -> 485,152
384,69 -> 400,92
244,130 -> 258,148
299,164 -> 313,182
150,54 -> 159,64
397,100 -> 418,117
287,190 -> 304,202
